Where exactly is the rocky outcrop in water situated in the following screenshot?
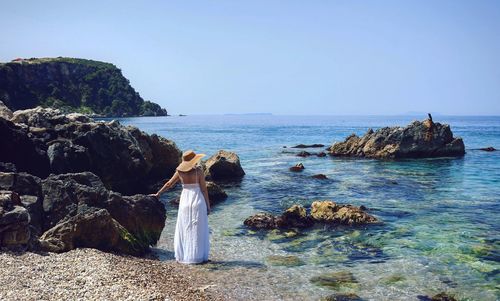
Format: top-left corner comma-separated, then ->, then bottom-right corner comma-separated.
0,106 -> 181,194
479,147 -> 496,152
289,163 -> 305,172
244,201 -> 377,230
204,150 -> 245,181
0,170 -> 166,255
328,118 -> 465,159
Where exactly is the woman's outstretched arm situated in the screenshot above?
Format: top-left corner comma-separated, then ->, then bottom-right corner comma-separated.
198,168 -> 211,214
150,171 -> 179,198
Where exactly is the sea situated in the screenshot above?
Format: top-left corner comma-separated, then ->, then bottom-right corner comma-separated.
110,115 -> 499,300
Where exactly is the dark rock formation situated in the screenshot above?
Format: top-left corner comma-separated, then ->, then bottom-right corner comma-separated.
292,144 -> 325,148
479,147 -> 496,152
289,163 -> 305,172
0,171 -> 166,255
0,57 -> 167,117
1,107 -> 181,194
418,292 -> 457,301
297,151 -> 311,157
245,201 -> 378,230
320,293 -> 364,301
204,150 -> 245,181
317,152 -> 327,157
328,118 -> 465,159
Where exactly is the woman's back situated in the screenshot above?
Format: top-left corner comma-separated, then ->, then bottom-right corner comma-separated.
178,167 -> 201,185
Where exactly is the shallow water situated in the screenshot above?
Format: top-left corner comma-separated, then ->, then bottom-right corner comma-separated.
113,115 -> 499,300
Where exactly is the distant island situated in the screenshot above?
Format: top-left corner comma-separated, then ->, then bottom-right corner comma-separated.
0,57 -> 168,117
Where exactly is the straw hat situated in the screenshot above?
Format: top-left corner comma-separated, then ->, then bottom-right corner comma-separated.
176,150 -> 206,172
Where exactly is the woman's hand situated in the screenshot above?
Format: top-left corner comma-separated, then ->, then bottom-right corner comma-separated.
149,192 -> 160,199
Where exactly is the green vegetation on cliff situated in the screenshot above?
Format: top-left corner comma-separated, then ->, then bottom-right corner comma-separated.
0,57 -> 167,117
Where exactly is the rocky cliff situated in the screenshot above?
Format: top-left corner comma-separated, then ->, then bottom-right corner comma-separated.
0,57 -> 167,117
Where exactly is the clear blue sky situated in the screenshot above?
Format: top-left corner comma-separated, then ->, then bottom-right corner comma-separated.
1,1 -> 499,115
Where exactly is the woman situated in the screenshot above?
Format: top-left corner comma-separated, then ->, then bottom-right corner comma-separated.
151,150 -> 211,264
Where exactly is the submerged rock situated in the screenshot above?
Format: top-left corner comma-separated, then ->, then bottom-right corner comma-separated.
328,118 -> 465,159
312,174 -> 328,180
310,271 -> 358,288
266,255 -> 305,267
317,152 -> 327,157
297,151 -> 311,157
204,150 -> 245,181
289,163 -> 305,172
479,147 -> 496,152
320,293 -> 364,301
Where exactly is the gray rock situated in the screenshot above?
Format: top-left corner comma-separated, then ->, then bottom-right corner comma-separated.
204,150 -> 245,181
0,191 -> 30,249
328,118 -> 465,159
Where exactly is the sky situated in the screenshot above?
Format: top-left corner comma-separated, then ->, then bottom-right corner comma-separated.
1,1 -> 499,115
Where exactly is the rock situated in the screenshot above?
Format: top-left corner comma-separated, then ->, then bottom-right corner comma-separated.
310,201 -> 339,222
47,140 -> 91,173
320,293 -> 364,301
244,213 -> 278,229
206,181 -> 228,205
265,255 -> 305,267
289,163 -> 305,172
0,100 -> 13,120
310,271 -> 357,288
3,107 -> 181,194
105,193 -> 166,248
41,172 -> 109,231
312,174 -> 328,180
292,144 -> 325,148
317,152 -> 327,157
0,117 -> 50,177
39,208 -> 145,255
297,151 -> 311,157
427,292 -> 457,301
11,107 -> 68,128
311,201 -> 378,225
278,205 -> 313,228
328,118 -> 465,159
204,150 -> 245,181
0,191 -> 30,249
479,147 -> 496,152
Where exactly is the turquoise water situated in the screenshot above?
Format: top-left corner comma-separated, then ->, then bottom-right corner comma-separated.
114,115 -> 499,300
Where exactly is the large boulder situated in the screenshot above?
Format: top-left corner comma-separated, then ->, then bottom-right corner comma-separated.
46,140 -> 91,173
105,193 -> 166,248
39,208 -> 145,255
11,106 -> 68,128
278,205 -> 314,228
0,191 -> 30,250
328,118 -> 465,159
204,150 -> 245,181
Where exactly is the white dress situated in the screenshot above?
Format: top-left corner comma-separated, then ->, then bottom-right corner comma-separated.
174,169 -> 210,264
